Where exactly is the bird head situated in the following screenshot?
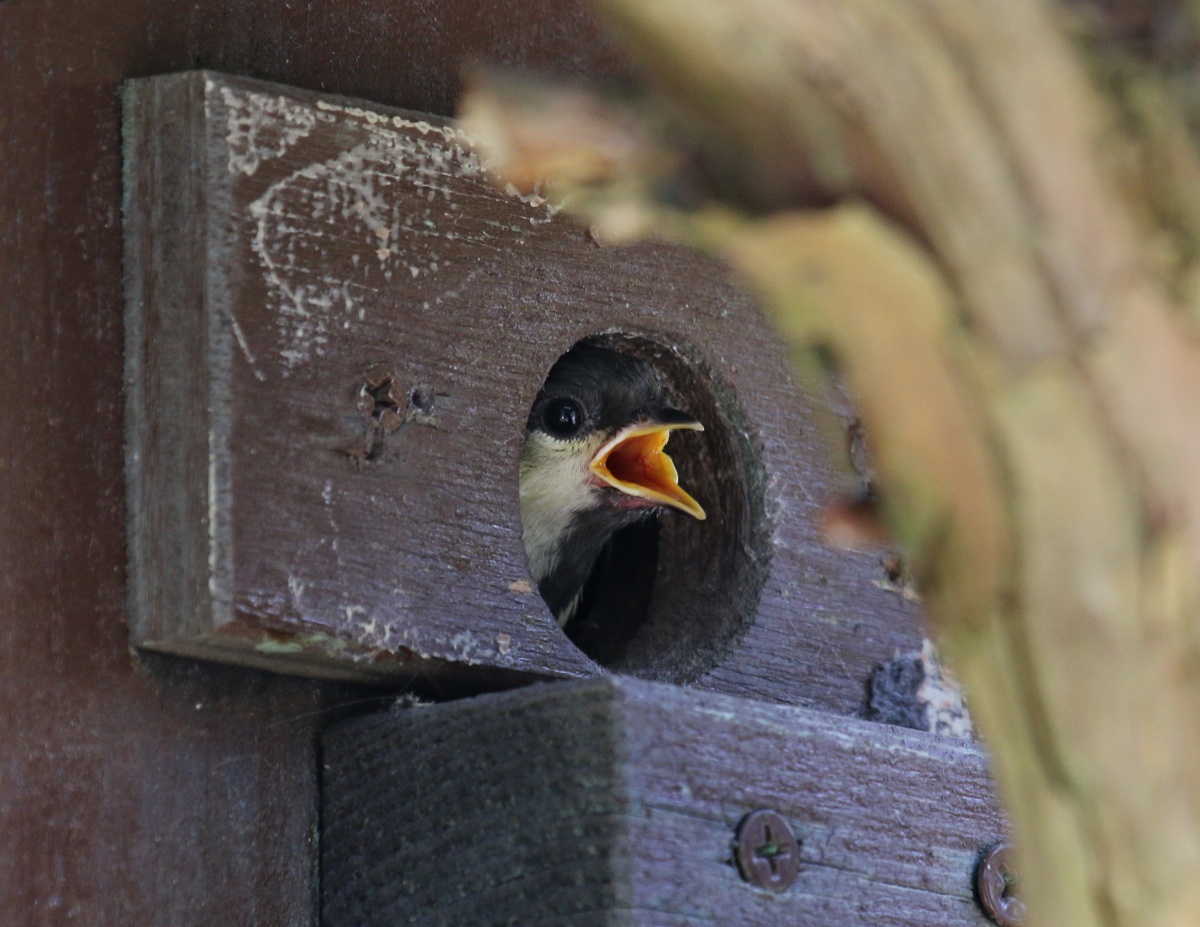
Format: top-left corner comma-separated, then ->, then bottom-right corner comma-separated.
519,343 -> 707,624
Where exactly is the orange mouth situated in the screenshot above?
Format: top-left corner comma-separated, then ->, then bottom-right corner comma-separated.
589,421 -> 707,520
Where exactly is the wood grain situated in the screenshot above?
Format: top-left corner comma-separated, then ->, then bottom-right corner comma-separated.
568,3 -> 1200,925
322,676 -> 1005,927
0,1 -> 626,923
124,70 -> 925,708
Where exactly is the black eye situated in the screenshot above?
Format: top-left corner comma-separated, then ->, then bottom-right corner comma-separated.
543,398 -> 583,437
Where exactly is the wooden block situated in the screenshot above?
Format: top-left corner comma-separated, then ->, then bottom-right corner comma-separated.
321,676 -> 1005,926
123,70 -> 924,707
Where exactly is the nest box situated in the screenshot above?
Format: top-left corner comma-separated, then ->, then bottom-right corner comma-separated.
123,71 -> 924,712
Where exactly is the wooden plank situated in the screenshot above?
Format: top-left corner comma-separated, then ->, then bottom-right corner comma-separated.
0,1 -> 627,924
124,70 -> 925,708
322,676 -> 1006,927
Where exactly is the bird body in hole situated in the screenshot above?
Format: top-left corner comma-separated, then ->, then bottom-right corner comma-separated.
519,343 -> 707,628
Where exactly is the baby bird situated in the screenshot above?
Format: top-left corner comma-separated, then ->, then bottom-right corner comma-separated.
519,344 -> 706,625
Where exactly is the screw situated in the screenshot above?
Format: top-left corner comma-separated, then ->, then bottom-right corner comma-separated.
976,843 -> 1025,926
734,809 -> 800,892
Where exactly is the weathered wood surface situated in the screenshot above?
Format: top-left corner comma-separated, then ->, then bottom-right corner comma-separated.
501,4 -> 1200,926
124,70 -> 924,708
0,1 -> 630,924
323,676 -> 1005,927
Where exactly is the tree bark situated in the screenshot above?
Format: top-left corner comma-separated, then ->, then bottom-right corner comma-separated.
463,2 -> 1200,925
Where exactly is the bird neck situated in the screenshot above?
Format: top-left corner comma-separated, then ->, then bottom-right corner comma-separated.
525,503 -> 648,625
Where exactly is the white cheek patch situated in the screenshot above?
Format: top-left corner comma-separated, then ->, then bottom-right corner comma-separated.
518,432 -> 598,583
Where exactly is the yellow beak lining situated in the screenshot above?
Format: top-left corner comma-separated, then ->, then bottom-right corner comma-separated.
589,421 -> 707,520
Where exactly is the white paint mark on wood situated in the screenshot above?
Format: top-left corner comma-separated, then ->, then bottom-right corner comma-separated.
217,89 -> 565,373
247,131 -> 490,368
315,99 -> 465,143
229,316 -> 266,381
287,573 -> 306,611
217,86 -> 316,176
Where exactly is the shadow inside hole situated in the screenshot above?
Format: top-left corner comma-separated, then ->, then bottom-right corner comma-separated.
524,331 -> 769,683
563,519 -> 660,664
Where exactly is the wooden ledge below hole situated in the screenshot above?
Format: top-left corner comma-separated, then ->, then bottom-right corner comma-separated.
321,676 -> 1006,927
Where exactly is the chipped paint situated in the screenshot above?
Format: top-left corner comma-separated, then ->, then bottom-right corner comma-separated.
287,573 -> 306,611
336,601 -> 506,665
245,132 -> 484,368
315,99 -> 471,144
449,629 -> 496,663
228,316 -> 266,381
217,86 -> 316,176
320,479 -> 342,558
345,605 -> 408,654
218,88 -> 560,372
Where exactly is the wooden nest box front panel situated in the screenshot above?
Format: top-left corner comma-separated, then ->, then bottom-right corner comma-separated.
123,72 -> 923,709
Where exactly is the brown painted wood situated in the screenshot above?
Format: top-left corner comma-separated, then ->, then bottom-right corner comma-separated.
0,1 -> 630,924
2,4 -> 958,926
124,70 -> 925,708
322,676 -> 1006,927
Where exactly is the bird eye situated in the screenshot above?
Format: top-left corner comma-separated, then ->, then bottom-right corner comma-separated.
543,398 -> 583,437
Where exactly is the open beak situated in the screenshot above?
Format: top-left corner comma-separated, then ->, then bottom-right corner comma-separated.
589,412 -> 707,520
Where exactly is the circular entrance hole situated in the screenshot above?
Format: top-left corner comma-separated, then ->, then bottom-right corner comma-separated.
520,331 -> 769,683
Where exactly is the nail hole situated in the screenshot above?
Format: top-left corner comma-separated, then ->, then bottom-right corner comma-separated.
408,385 -> 434,416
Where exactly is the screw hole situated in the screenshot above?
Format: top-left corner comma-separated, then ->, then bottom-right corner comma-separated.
408,385 -> 434,416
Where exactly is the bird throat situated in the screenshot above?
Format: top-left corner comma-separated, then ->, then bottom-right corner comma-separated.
536,504 -> 654,625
